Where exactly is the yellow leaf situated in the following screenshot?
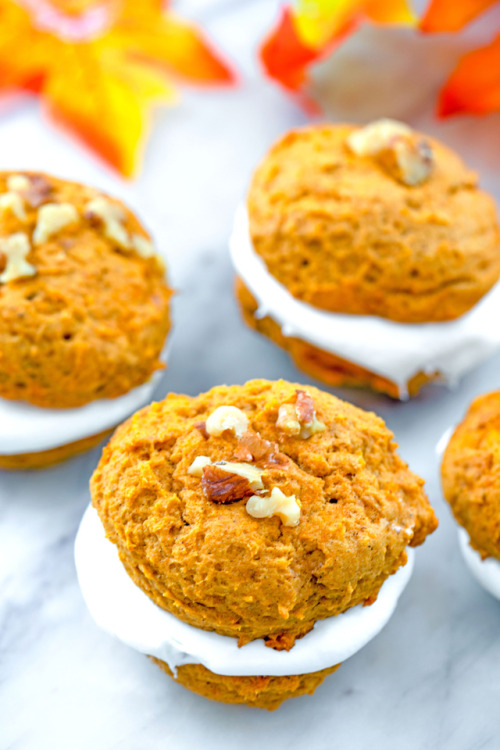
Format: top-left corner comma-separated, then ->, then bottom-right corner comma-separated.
0,0 -> 234,175
44,42 -> 176,176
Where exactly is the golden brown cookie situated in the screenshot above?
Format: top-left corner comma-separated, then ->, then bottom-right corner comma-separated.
248,123 -> 500,323
442,391 -> 500,561
91,378 -> 437,706
150,657 -> 340,710
0,171 -> 171,409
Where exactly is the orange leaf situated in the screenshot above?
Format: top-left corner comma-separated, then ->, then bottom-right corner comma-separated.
0,2 -> 54,92
113,11 -> 236,85
0,0 -> 235,175
439,32 -> 500,116
421,0 -> 499,32
44,41 -> 177,176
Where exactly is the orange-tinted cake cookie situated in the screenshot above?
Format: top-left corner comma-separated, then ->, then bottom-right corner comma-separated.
89,378 -> 437,708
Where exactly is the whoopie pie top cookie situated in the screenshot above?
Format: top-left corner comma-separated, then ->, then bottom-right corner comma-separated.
91,379 -> 438,647
0,172 -> 171,408
442,391 -> 500,561
247,121 -> 500,323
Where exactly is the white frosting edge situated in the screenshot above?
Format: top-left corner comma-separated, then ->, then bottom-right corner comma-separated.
230,205 -> 500,397
458,528 -> 500,602
0,347 -> 169,455
75,505 -> 415,678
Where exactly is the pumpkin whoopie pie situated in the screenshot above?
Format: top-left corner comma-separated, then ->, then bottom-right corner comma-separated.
77,379 -> 437,709
231,120 -> 500,399
0,171 -> 171,469
441,391 -> 500,600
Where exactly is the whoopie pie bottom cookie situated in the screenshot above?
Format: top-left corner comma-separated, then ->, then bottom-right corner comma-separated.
236,279 -> 436,399
0,429 -> 111,470
151,658 -> 340,710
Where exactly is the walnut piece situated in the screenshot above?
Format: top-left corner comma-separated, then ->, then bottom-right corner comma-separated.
202,465 -> 255,504
85,197 -> 129,248
235,430 -> 275,462
382,136 -> 433,187
33,203 -> 79,244
188,455 -> 212,477
205,405 -> 249,438
0,232 -> 35,283
346,119 -> 433,186
0,192 -> 26,221
23,175 -> 53,208
132,233 -> 155,258
188,456 -> 265,489
246,487 -> 301,527
84,197 -> 158,260
6,174 -> 31,193
276,390 -> 326,439
276,404 -> 301,436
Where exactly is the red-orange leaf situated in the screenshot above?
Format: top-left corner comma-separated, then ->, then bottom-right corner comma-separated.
421,0 -> 499,32
439,32 -> 500,116
260,0 -> 415,98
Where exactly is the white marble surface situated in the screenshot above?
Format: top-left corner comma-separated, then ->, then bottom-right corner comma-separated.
1,2 -> 500,749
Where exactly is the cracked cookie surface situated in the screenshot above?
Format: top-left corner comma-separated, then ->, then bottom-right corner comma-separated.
91,379 -> 437,646
248,124 -> 500,322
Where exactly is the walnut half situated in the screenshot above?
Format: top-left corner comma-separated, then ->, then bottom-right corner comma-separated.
346,119 -> 434,186
246,487 -> 301,527
276,390 -> 326,439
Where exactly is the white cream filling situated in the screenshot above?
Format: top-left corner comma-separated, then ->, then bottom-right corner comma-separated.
75,505 -> 414,678
0,349 -> 168,455
458,529 -> 500,602
230,206 -> 500,398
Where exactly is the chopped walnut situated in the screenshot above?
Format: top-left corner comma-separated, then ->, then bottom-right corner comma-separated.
23,175 -> 53,208
33,203 -> 79,244
187,455 -> 212,477
202,465 -> 255,504
6,174 -> 31,193
205,405 -> 249,439
235,430 -> 274,462
346,119 -> 434,186
84,197 -> 159,261
276,390 -> 326,439
215,460 -> 265,489
0,232 -> 35,283
132,233 -> 155,258
84,197 -> 129,248
381,136 -> 434,187
0,192 -> 26,221
276,404 -> 301,437
188,456 -> 265,489
246,487 -> 301,527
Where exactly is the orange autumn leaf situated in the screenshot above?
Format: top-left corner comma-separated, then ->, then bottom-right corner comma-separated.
0,0 -> 235,176
420,0 -> 499,32
261,0 -> 415,97
439,32 -> 500,116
